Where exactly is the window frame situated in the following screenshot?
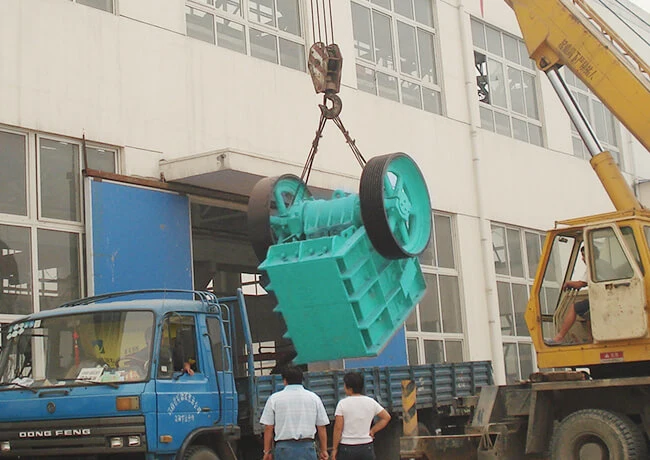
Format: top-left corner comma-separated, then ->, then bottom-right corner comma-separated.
471,17 -> 543,146
352,0 -> 444,115
185,0 -> 307,72
406,212 -> 465,365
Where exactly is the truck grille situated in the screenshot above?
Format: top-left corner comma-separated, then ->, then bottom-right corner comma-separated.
0,416 -> 146,458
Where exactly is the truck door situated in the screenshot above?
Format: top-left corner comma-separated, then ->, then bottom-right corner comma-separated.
586,225 -> 647,341
154,314 -> 215,453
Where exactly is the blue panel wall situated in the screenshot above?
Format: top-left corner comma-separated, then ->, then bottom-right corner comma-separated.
344,327 -> 408,368
90,180 -> 193,294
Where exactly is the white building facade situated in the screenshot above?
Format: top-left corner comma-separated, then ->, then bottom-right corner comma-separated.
0,0 -> 649,384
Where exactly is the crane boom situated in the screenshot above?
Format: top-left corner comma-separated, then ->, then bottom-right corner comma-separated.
507,0 -> 650,153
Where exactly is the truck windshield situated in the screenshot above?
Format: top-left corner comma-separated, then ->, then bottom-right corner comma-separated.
0,310 -> 154,389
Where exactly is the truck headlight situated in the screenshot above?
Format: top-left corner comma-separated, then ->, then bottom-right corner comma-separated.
110,437 -> 123,448
128,436 -> 141,447
1,441 -> 10,452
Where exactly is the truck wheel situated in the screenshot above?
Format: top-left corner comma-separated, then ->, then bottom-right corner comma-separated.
183,445 -> 220,460
550,409 -> 647,460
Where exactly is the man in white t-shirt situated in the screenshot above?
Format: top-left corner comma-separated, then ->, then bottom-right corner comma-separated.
332,372 -> 391,460
260,366 -> 330,460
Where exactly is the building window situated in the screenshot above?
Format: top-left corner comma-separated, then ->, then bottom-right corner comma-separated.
185,0 -> 306,72
563,69 -> 621,166
492,223 -> 544,383
71,0 -> 115,13
351,0 -> 442,114
0,127 -> 117,321
471,18 -> 542,146
406,213 -> 464,364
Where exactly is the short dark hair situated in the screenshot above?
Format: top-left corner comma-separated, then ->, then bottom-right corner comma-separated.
343,372 -> 364,394
282,366 -> 303,385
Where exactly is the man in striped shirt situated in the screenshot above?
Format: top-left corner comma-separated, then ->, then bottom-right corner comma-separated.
260,366 -> 330,460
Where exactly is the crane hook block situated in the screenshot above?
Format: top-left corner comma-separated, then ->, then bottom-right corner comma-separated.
247,153 -> 432,363
308,42 -> 343,94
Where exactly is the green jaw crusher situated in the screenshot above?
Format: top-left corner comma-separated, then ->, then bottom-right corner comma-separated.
248,153 -> 432,363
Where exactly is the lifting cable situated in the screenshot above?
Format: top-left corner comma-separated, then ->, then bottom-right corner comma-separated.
300,0 -> 366,186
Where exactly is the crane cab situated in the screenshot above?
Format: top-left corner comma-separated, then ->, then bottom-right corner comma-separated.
527,209 -> 650,373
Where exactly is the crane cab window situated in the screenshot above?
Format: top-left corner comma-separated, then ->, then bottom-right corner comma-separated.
588,228 -> 634,282
157,315 -> 199,378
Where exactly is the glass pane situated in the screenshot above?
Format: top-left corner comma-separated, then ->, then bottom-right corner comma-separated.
605,109 -> 618,147
475,52 -> 489,104
37,230 -> 80,311
395,0 -> 414,19
525,232 -> 542,280
508,67 -> 525,115
0,225 -> 32,315
440,275 -> 462,333
512,117 -> 528,142
512,283 -> 529,336
503,34 -> 520,64
418,218 -> 436,266
519,41 -> 535,70
434,214 -> 454,268
407,338 -> 419,365
423,88 -> 441,114
85,146 -> 115,173
492,225 -> 508,275
372,0 -> 391,8
497,281 -> 514,335
417,29 -> 437,84
40,138 -> 81,222
589,228 -> 633,281
480,106 -> 494,131
414,0 -> 433,26
250,28 -> 278,63
401,80 -> 422,109
377,72 -> 399,101
503,342 -> 519,384
592,100 -> 607,143
352,3 -> 374,62
373,11 -> 395,70
0,131 -> 27,216
277,0 -> 301,36
572,135 -> 586,159
356,65 -> 377,94
279,38 -> 305,71
77,0 -> 113,12
528,123 -> 543,146
519,343 -> 534,380
216,17 -> 247,54
186,7 -> 215,44
575,92 -> 591,122
494,112 -> 511,136
397,21 -> 419,77
215,0 -> 242,15
487,59 -> 506,108
249,0 -> 275,26
405,308 -> 418,331
486,26 -> 502,56
423,340 -> 444,363
445,341 -> 463,363
523,73 -> 539,119
471,18 -> 485,49
507,228 -> 523,277
419,274 -> 441,332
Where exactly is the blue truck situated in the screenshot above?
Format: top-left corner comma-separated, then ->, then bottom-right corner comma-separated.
0,289 -> 491,459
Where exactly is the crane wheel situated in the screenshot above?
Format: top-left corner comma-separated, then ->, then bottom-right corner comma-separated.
550,409 -> 647,460
248,174 -> 312,262
183,445 -> 220,460
360,153 -> 431,259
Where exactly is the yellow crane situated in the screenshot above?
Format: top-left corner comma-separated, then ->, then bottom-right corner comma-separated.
450,1 -> 650,458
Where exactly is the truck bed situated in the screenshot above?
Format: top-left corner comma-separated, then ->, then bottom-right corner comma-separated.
237,361 -> 492,434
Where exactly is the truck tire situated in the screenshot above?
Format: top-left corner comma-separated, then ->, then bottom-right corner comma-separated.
550,409 -> 647,460
183,445 -> 221,460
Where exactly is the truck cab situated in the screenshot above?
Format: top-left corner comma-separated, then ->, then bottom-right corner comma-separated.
527,211 -> 650,372
0,290 -> 241,460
